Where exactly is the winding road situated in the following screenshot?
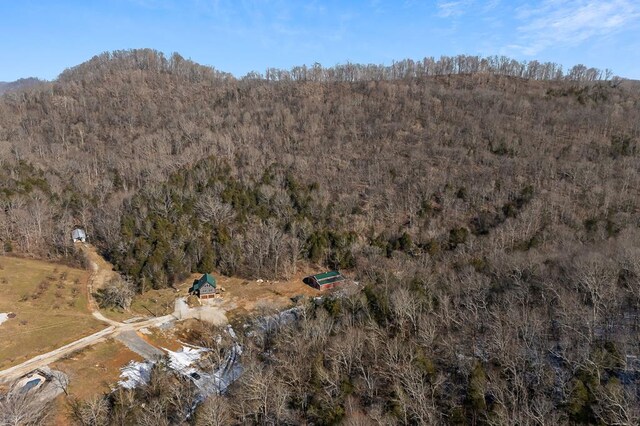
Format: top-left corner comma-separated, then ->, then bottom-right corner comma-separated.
0,244 -> 177,384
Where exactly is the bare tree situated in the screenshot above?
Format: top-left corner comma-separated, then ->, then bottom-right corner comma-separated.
50,370 -> 70,396
196,195 -> 235,225
195,395 -> 233,426
69,395 -> 110,426
572,252 -> 618,340
0,391 -> 50,426
95,275 -> 135,310
592,380 -> 640,426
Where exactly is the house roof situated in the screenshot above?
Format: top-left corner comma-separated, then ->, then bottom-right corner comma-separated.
312,271 -> 345,285
72,228 -> 86,239
191,273 -> 217,291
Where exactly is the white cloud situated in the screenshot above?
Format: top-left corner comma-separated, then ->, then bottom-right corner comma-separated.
435,0 -> 501,17
512,0 -> 640,55
485,0 -> 501,9
127,0 -> 174,9
436,0 -> 474,18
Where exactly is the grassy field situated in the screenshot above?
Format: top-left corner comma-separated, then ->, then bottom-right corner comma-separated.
0,256 -> 103,369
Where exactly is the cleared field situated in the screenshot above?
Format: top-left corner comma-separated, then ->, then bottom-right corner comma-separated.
0,256 -> 103,369
103,267 -> 321,322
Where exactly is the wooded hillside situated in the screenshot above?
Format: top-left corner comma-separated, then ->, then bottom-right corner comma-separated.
1,49 -> 640,424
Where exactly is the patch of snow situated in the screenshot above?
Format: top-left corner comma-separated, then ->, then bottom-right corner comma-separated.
226,324 -> 238,340
179,340 -> 206,349
210,343 -> 243,394
117,340 -> 244,413
139,327 -> 151,335
186,343 -> 243,397
119,361 -> 154,389
0,313 -> 8,325
255,306 -> 303,333
163,346 -> 209,374
168,334 -> 243,396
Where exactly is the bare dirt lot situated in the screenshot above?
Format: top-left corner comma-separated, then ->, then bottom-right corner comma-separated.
215,269 -> 320,319
0,256 -> 103,369
138,326 -> 184,352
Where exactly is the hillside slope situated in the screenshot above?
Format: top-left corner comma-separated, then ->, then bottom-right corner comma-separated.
0,77 -> 45,95
1,49 -> 639,423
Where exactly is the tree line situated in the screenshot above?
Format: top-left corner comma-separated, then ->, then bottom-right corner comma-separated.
257,55 -> 612,83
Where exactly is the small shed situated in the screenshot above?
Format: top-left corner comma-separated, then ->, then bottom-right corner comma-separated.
72,228 -> 86,243
305,271 -> 346,291
189,273 -> 217,299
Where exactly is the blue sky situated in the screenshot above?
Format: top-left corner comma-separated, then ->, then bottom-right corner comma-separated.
1,0 -> 639,81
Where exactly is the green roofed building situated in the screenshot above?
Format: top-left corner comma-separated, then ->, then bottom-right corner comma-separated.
189,273 -> 217,299
306,271 -> 346,290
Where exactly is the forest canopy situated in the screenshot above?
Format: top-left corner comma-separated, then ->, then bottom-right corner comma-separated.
0,49 -> 639,424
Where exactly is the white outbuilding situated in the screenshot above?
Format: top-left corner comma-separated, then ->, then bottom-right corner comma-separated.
72,228 -> 87,243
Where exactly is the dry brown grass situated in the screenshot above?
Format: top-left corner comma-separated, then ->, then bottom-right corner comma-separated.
51,338 -> 143,399
0,256 -> 103,369
138,327 -> 183,352
100,283 -> 186,321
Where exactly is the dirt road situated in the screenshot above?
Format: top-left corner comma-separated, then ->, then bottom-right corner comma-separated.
0,245 -> 176,384
80,244 -> 124,326
0,326 -> 116,384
